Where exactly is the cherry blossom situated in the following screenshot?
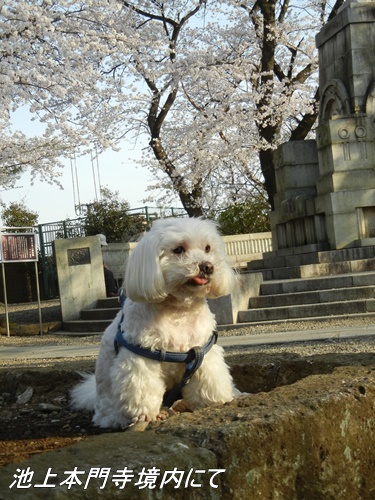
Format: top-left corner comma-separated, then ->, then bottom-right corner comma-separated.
1,0 -> 343,213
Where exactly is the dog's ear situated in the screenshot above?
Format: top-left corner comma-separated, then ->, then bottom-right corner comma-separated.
211,266 -> 237,298
208,250 -> 238,299
124,230 -> 167,302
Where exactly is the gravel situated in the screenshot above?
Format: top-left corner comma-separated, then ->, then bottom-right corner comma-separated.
0,299 -> 62,325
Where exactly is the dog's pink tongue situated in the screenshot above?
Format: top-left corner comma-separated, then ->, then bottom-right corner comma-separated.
191,276 -> 208,285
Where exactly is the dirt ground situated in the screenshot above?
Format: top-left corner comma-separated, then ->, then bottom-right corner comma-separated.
0,361 -> 115,466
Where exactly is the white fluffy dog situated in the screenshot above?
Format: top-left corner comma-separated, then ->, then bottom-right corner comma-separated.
71,217 -> 241,428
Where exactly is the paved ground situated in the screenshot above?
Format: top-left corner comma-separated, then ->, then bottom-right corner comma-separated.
2,323 -> 375,360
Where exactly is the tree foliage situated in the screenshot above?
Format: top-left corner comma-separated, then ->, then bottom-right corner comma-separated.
1,201 -> 39,229
83,188 -> 145,242
1,1 -> 344,211
217,197 -> 271,236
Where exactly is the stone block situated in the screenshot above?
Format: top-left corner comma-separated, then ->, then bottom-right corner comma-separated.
274,140 -> 318,167
333,55 -> 347,84
350,257 -> 375,272
316,189 -> 375,215
349,20 -> 374,49
366,298 -> 375,311
353,272 -> 375,286
208,272 -> 263,325
322,212 -> 360,249
238,307 -> 289,323
349,45 -> 375,74
300,261 -> 351,278
54,236 -> 106,321
316,1 -> 375,48
357,237 -> 375,247
317,170 -> 375,194
271,267 -> 301,280
273,141 -> 319,195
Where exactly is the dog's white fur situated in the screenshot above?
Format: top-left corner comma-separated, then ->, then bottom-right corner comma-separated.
71,217 -> 241,428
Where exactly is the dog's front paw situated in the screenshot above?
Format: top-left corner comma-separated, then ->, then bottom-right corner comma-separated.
131,413 -> 156,424
129,407 -> 176,427
158,407 -> 176,420
127,413 -> 154,431
171,399 -> 192,413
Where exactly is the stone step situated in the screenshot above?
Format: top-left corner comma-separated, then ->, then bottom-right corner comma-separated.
226,311 -> 375,330
62,297 -> 121,333
96,297 -> 120,309
248,245 -> 375,271
80,307 -> 120,321
238,298 -> 375,323
259,271 -> 375,296
250,285 -> 375,309
62,319 -> 113,333
255,258 -> 375,281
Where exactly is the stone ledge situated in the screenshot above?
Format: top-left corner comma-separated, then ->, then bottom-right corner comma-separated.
1,362 -> 375,498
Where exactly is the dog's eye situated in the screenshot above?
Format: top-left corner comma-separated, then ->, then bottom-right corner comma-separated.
205,245 -> 211,253
173,246 -> 185,255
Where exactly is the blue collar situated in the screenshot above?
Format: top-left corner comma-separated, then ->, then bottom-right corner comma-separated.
114,289 -> 218,407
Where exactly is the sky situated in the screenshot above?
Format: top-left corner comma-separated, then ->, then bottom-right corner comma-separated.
1,109 -> 178,225
1,146 -> 154,225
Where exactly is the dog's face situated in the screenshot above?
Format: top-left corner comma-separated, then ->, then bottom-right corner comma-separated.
124,217 -> 236,303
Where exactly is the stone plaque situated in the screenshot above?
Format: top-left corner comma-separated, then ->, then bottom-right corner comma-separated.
67,247 -> 91,266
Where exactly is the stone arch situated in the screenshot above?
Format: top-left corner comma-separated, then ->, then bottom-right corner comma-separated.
319,79 -> 351,122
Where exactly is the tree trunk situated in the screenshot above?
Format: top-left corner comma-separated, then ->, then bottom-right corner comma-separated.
149,137 -> 203,217
259,148 -> 276,210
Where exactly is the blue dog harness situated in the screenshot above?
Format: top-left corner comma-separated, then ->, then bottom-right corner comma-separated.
114,289 -> 218,407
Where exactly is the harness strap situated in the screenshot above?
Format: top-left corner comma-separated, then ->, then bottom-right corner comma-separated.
162,345 -> 206,408
114,328 -> 217,363
114,291 -> 217,407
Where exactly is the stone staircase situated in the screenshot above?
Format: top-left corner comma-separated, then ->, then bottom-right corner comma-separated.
62,297 -> 120,334
237,246 -> 375,325
61,246 -> 375,333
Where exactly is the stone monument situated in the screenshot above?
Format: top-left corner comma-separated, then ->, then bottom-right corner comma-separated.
54,235 -> 106,321
271,0 -> 375,252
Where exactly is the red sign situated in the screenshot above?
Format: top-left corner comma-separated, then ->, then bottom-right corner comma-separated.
1,233 -> 38,262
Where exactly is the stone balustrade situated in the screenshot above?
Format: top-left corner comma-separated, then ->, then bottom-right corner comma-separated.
222,232 -> 272,268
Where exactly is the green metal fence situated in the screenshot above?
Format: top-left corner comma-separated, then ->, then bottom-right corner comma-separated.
38,218 -> 85,299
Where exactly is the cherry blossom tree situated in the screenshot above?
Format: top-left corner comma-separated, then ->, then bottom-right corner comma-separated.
1,0 -> 344,214
238,0 -> 344,208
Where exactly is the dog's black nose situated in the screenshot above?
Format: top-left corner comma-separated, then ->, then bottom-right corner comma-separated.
199,261 -> 214,275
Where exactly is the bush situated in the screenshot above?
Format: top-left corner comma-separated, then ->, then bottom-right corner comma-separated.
1,201 -> 38,230
83,188 -> 146,242
217,197 -> 271,236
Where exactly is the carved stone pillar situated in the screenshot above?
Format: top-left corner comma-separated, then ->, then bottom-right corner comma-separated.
315,0 -> 375,248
